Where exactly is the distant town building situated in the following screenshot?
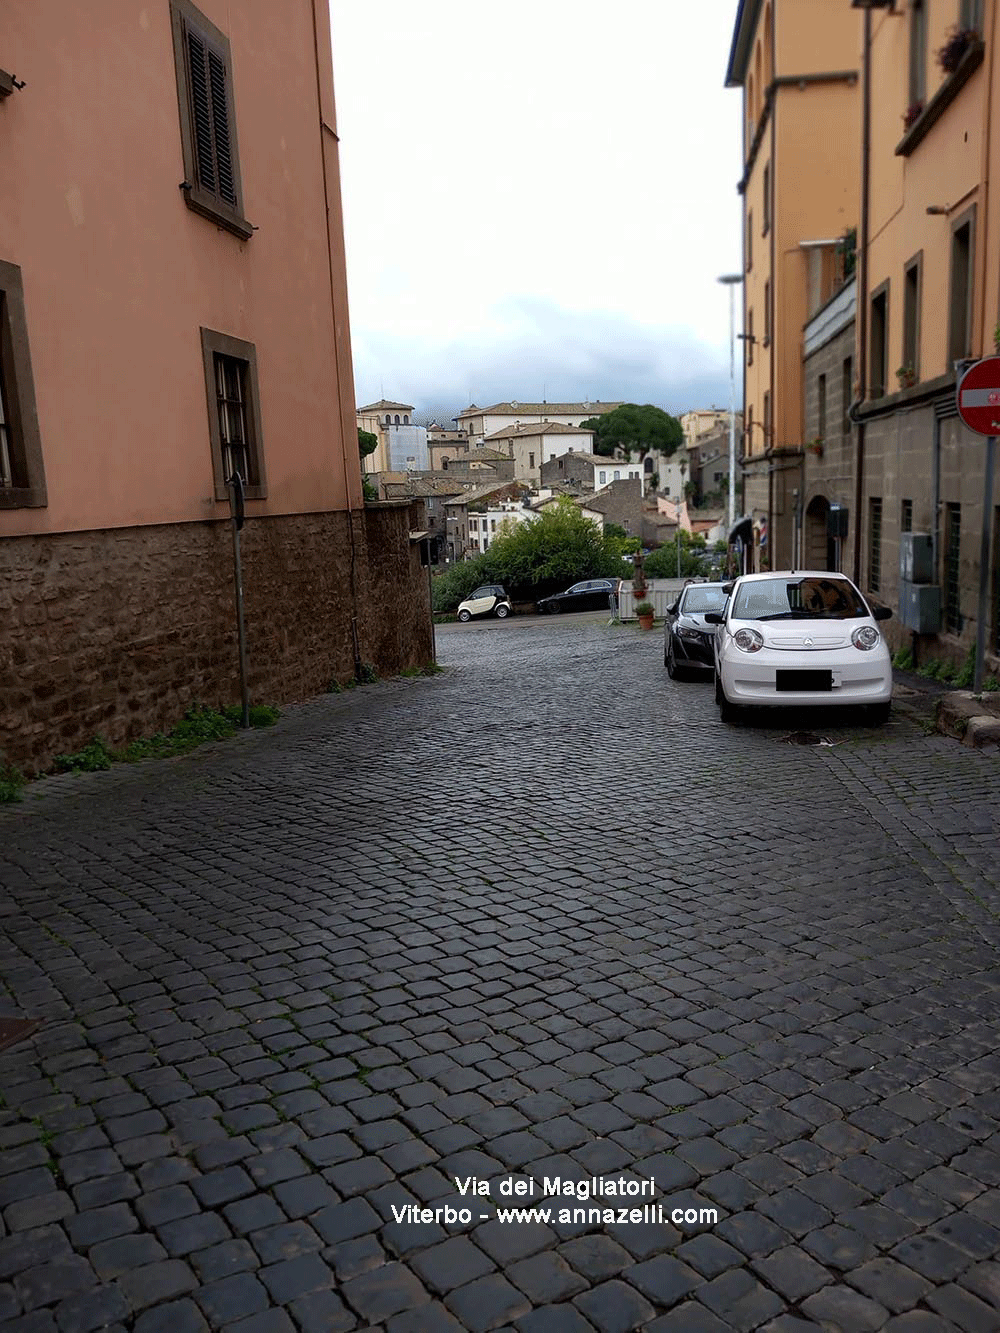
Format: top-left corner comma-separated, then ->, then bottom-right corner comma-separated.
455,400 -> 624,445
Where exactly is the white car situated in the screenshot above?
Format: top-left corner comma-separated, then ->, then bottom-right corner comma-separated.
457,585 -> 512,622
706,571 -> 893,724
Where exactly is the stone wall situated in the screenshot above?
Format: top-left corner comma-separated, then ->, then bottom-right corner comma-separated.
0,504 -> 431,774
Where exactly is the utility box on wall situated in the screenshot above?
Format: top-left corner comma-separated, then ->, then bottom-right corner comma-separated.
899,580 -> 941,633
900,532 -> 933,584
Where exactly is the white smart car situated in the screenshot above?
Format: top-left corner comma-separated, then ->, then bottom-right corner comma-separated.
706,571 -> 893,724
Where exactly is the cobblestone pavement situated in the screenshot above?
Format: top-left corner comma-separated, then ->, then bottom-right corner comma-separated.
2,616 -> 1000,1332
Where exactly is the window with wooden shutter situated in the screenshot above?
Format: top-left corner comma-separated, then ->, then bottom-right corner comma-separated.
171,0 -> 252,240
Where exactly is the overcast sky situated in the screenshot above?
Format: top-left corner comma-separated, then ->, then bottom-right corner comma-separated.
329,1 -> 743,425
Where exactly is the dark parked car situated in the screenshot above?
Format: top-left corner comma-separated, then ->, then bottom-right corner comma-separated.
537,578 -> 620,614
664,581 -> 728,678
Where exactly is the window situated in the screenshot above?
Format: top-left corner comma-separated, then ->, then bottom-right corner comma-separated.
200,328 -> 265,500
817,373 -> 827,441
903,253 -> 921,378
901,499 -> 913,533
598,470 -> 606,484
944,503 -> 961,633
0,261 -> 46,508
394,414 -> 400,425
613,469 -> 621,480
762,162 -> 770,234
170,0 -> 252,239
529,452 -> 535,469
842,356 -> 853,435
948,208 -> 975,364
746,403 -> 753,453
869,497 -> 883,593
470,517 -> 477,530
763,390 -> 771,446
747,211 -> 753,271
870,283 -> 888,398
909,0 -> 926,107
747,310 -> 754,366
764,281 -> 771,345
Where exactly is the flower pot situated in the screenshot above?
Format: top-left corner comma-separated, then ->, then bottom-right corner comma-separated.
637,613 -> 655,630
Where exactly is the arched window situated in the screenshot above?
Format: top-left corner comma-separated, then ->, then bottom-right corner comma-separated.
394,414 -> 400,425
384,414 -> 391,424
404,414 -> 410,424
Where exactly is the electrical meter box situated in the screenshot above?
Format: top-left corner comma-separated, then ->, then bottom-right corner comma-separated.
900,532 -> 933,584
899,580 -> 941,633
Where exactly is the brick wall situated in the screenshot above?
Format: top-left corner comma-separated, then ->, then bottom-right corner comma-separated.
0,505 -> 431,774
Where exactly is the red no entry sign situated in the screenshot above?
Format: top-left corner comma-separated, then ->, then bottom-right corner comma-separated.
957,356 -> 1000,436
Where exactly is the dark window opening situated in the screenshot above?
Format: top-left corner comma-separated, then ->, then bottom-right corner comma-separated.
201,328 -> 266,501
903,256 -> 921,379
0,260 -> 46,509
869,497 -> 882,593
948,212 -> 975,364
909,0 -> 926,107
870,285 -> 888,398
842,356 -> 853,436
762,162 -> 770,235
901,498 -> 913,534
945,503 -> 962,634
817,373 -> 827,442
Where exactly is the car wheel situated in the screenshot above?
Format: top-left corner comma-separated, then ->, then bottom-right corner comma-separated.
495,604 -> 510,619
458,610 -> 471,622
665,641 -> 679,679
716,672 -> 741,724
868,701 -> 891,725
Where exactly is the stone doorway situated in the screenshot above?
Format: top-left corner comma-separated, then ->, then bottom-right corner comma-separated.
805,495 -> 837,571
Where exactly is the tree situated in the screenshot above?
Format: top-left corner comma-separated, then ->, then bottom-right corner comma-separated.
358,428 -> 378,460
644,529 -> 710,578
579,403 -> 683,461
430,498 -> 630,610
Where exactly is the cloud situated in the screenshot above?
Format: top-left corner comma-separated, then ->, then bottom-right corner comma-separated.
353,296 -> 734,423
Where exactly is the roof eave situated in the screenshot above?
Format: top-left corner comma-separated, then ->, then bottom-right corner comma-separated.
725,0 -> 763,87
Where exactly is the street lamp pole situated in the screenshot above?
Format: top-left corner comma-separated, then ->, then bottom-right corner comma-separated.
718,274 -> 743,536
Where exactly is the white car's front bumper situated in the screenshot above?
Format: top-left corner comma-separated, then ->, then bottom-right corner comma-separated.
720,646 -> 892,707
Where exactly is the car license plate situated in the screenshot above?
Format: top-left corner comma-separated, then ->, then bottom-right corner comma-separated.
776,669 -> 833,691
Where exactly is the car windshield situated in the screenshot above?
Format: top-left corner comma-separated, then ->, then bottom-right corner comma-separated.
732,577 -> 869,620
681,586 -> 728,613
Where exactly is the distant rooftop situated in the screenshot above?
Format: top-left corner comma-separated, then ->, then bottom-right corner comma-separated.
483,421 -> 594,441
456,400 -> 623,420
357,399 -> 414,413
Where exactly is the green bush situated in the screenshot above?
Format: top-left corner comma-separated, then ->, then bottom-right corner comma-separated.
431,499 -> 630,611
892,647 -> 914,670
0,761 -> 25,804
954,646 -> 975,689
54,738 -> 114,772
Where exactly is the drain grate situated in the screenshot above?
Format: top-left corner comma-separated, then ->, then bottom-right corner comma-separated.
778,732 -> 837,747
0,1017 -> 41,1054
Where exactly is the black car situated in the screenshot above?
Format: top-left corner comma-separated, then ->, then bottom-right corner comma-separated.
537,578 -> 620,614
664,581 -> 728,678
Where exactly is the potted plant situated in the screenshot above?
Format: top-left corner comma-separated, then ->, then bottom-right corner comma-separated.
937,26 -> 978,75
993,321 -> 1000,354
806,438 -> 824,458
902,101 -> 924,130
635,600 -> 655,630
896,364 -> 918,389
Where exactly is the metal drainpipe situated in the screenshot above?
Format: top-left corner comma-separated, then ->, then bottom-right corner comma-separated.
851,7 -> 872,585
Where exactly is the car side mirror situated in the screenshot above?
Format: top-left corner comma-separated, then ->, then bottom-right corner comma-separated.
667,602 -> 679,615
704,612 -> 724,625
722,582 -> 735,595
873,606 -> 892,621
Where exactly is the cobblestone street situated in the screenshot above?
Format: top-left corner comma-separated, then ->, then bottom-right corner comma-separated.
2,615 -> 1000,1331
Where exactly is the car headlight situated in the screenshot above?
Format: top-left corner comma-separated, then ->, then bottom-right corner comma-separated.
678,627 -> 701,640
852,625 -> 880,651
733,628 -> 764,653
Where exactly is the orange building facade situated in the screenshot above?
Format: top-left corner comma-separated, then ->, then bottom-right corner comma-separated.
727,0 -> 860,569
852,0 -> 1000,671
1,2 -> 430,771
